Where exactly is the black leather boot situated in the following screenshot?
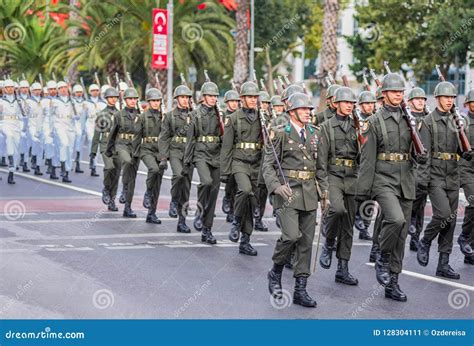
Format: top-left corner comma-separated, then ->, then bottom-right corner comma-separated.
222,194 -> 231,214
293,276 -> 317,308
90,157 -> 99,176
375,250 -> 391,286
119,188 -> 126,204
7,172 -> 15,184
31,155 -> 37,169
22,161 -> 30,172
268,264 -> 284,299
34,165 -> 43,176
226,213 -> 234,223
91,167 -> 99,177
123,203 -> 137,218
254,217 -> 268,232
409,236 -> 419,252
50,166 -> 58,180
45,159 -> 52,174
417,238 -> 431,267
108,199 -> 118,211
335,259 -> 359,285
102,189 -> 111,205
436,252 -> 460,279
146,208 -> 161,224
61,162 -> 71,183
457,233 -> 473,256
319,239 -> 335,269
193,214 -> 203,232
168,200 -> 178,218
385,272 -> 407,302
359,229 -> 372,241
142,190 -> 151,209
369,243 -> 380,263
229,215 -> 242,242
239,233 -> 257,256
201,227 -> 217,244
177,215 -> 191,233
75,152 -> 84,173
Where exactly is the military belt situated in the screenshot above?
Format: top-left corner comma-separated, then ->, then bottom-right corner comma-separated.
283,169 -> 315,181
119,133 -> 134,140
172,136 -> 187,143
332,158 -> 355,168
143,136 -> 159,143
432,152 -> 460,161
234,142 -> 262,150
0,115 -> 18,121
377,153 -> 411,161
197,135 -> 220,143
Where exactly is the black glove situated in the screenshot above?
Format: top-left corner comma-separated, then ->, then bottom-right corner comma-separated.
89,153 -> 96,160
220,175 -> 229,184
159,160 -> 168,170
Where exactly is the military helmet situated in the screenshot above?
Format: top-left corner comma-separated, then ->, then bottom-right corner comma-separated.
259,91 -> 271,103
224,89 -> 240,102
46,80 -> 57,89
334,87 -> 357,103
146,88 -> 162,101
240,81 -> 260,97
104,87 -> 119,98
200,81 -> 219,96
56,81 -> 68,89
100,84 -> 111,95
19,80 -> 30,88
281,84 -> 304,101
270,95 -> 284,107
287,92 -> 314,111
465,89 -> 474,103
326,84 -> 341,99
381,73 -> 405,92
123,88 -> 139,99
358,91 -> 376,104
30,82 -> 42,90
173,85 -> 193,98
407,87 -> 427,101
376,86 -> 383,100
4,79 -> 15,88
72,84 -> 83,93
434,81 -> 456,97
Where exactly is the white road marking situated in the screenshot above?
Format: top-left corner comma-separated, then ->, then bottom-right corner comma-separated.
45,247 -> 94,251
365,263 -> 474,292
105,245 -> 155,250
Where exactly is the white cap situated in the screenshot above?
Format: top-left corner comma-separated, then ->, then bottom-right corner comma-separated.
119,82 -> 128,91
4,79 -> 15,88
100,84 -> 110,95
19,80 -> 30,88
30,82 -> 42,90
46,80 -> 57,89
14,81 -> 19,88
88,83 -> 100,92
43,87 -> 49,94
72,84 -> 83,93
57,81 -> 68,89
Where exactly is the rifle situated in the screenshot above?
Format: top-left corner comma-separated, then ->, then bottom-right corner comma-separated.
38,73 -> 44,87
362,72 -> 371,91
435,65 -> 471,153
52,72 -> 57,82
278,75 -> 287,89
341,74 -> 366,147
106,76 -> 112,86
64,77 -> 78,118
284,75 -> 291,86
80,77 -> 89,101
381,61 -> 426,155
203,70 -> 224,135
94,72 -> 101,89
13,88 -> 27,118
273,80 -> 281,95
114,72 -> 123,110
259,78 -> 267,93
231,80 -> 238,91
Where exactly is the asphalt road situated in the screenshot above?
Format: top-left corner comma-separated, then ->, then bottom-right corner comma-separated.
0,155 -> 472,319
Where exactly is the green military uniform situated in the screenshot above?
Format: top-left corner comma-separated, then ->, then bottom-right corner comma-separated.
317,87 -> 359,285
221,104 -> 262,255
460,109 -> 474,263
184,101 -> 222,240
91,102 -> 121,210
357,73 -> 417,302
132,97 -> 165,224
106,91 -> 140,217
313,107 -> 336,126
264,92 -> 320,308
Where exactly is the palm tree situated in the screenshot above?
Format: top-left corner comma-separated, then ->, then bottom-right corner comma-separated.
232,0 -> 249,88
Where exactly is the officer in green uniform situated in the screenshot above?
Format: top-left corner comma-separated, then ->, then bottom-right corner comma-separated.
221,89 -> 241,224
183,80 -> 223,243
317,87 -> 360,286
264,92 -> 327,308
158,85 -> 194,233
105,88 -> 140,218
313,84 -> 340,125
358,73 -> 425,302
131,88 -> 166,224
354,91 -> 376,241
91,87 -> 121,212
406,87 -> 429,251
417,81 -> 468,279
459,89 -> 474,264
221,81 -> 263,256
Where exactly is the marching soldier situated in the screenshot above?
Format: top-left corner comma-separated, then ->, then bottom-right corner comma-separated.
317,87 -> 360,286
105,88 -> 141,218
132,88 -> 166,224
313,84 -> 340,125
44,80 -> 59,178
0,79 -> 23,184
84,84 -> 106,177
91,87 -> 121,212
459,89 -> 474,264
417,81 -> 468,279
220,81 -> 263,256
158,84 -> 194,233
358,73 -> 424,302
221,89 -> 241,223
72,84 -> 86,174
270,95 -> 285,117
25,82 -> 45,175
354,91 -> 376,241
18,80 -> 30,172
264,92 -> 325,308
406,87 -> 429,251
183,79 -> 223,243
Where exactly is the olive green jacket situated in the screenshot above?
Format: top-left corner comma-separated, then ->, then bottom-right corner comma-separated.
106,107 -> 140,154
91,105 -> 117,155
158,107 -> 192,161
460,112 -> 474,185
131,109 -> 164,158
